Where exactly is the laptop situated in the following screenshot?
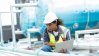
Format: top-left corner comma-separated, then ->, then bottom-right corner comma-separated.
54,39 -> 74,52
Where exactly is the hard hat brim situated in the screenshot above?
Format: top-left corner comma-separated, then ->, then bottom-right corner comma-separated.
43,18 -> 58,24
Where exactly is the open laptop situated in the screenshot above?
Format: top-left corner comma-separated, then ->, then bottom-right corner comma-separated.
54,39 -> 74,52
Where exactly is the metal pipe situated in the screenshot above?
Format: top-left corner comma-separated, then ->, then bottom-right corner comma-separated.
12,3 -> 38,7
10,6 -> 16,47
0,13 -> 4,45
0,10 -> 21,13
0,46 -> 68,56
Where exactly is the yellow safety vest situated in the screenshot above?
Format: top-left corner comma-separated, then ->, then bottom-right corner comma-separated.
48,26 -> 67,49
49,33 -> 64,44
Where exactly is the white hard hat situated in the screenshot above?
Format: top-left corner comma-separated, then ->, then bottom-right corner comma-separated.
43,12 -> 58,24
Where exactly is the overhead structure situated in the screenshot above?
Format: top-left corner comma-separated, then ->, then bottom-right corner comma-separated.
10,3 -> 38,47
0,11 -> 21,46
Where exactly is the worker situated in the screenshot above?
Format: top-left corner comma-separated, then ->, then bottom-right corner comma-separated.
41,12 -> 71,53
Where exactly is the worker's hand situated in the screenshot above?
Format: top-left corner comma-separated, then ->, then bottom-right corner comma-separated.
62,38 -> 66,41
59,48 -> 67,53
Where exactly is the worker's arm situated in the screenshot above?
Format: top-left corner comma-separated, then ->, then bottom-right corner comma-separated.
64,29 -> 71,40
66,29 -> 71,40
47,43 -> 55,47
43,29 -> 56,47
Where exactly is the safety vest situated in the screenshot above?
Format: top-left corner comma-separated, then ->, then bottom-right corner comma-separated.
48,26 -> 67,48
